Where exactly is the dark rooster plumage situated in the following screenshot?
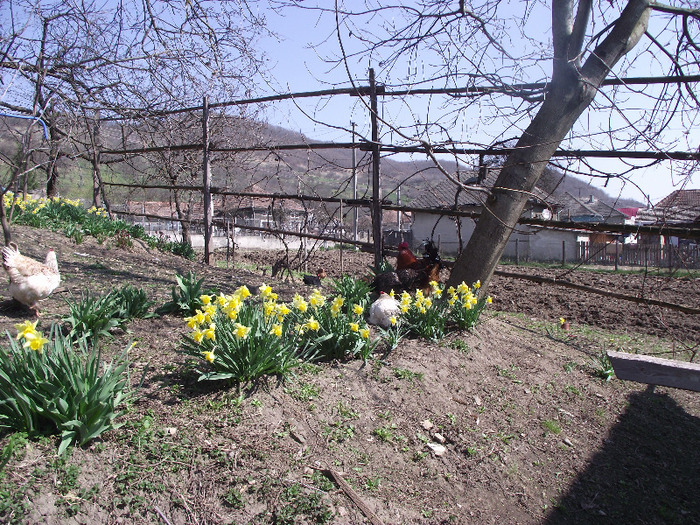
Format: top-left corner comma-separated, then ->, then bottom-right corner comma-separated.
373,241 -> 442,294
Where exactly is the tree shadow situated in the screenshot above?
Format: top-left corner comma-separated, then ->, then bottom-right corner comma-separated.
545,385 -> 700,524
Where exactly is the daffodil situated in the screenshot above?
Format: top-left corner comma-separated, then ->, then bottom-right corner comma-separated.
309,290 -> 325,308
192,328 -> 205,343
293,294 -> 308,313
200,294 -> 212,305
204,323 -> 216,340
263,301 -> 276,319
559,317 -> 566,325
15,320 -> 38,339
360,327 -> 370,339
259,283 -> 273,299
235,285 -> 251,299
349,322 -> 359,332
304,318 -> 320,331
201,350 -> 215,363
22,331 -> 49,353
486,296 -> 493,304
233,323 -> 251,339
389,316 -> 397,326
184,315 -> 200,329
330,296 -> 344,316
474,280 -> 481,289
352,304 -> 364,316
270,324 -> 283,337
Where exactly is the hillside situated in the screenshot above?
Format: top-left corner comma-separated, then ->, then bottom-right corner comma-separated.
1,115 -> 642,208
0,224 -> 696,524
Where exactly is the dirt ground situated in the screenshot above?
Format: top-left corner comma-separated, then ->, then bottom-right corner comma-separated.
0,225 -> 698,525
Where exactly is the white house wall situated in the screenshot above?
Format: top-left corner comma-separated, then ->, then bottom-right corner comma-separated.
411,214 -> 477,254
503,228 -> 580,262
412,212 -> 580,261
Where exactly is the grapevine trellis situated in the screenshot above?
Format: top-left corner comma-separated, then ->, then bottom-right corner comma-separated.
88,69 -> 700,271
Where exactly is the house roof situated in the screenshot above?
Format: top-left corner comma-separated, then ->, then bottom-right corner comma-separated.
636,189 -> 700,224
656,189 -> 700,208
557,193 -> 628,223
412,170 -> 556,210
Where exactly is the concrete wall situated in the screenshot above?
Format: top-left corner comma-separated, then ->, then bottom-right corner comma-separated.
412,212 -> 581,262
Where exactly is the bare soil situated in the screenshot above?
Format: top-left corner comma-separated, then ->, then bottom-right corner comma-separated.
0,225 -> 698,525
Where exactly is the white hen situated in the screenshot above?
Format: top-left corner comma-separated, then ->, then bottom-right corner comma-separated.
368,292 -> 401,329
2,243 -> 60,316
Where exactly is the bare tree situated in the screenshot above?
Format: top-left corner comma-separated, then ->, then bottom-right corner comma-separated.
0,0 -> 268,200
281,0 -> 700,291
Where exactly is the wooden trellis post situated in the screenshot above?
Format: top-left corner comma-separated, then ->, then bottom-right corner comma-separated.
369,68 -> 383,270
202,95 -> 213,264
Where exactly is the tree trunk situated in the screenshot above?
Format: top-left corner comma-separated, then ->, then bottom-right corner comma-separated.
447,0 -> 651,292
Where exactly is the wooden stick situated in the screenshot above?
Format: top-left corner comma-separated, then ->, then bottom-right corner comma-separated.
495,269 -> 700,315
313,467 -> 384,525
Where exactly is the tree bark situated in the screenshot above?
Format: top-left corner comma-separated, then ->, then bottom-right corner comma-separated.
447,0 -> 651,291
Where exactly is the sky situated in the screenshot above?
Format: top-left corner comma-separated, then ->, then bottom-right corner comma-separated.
254,2 -> 699,206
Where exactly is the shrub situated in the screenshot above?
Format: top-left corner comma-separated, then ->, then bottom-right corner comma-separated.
398,281 -> 492,340
287,289 -> 376,361
331,275 -> 371,308
0,324 -> 136,455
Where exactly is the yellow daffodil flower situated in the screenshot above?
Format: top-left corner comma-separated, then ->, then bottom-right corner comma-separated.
293,294 -> 308,313
259,283 -> 273,299
352,304 -> 364,315
185,315 -> 200,329
15,320 -> 38,339
201,350 -> 215,363
192,328 -> 205,343
233,323 -> 251,339
349,322 -> 359,332
389,316 -> 397,326
200,294 -> 212,305
360,327 -> 370,339
304,318 -> 320,331
22,331 -> 49,353
235,286 -> 251,299
486,296 -> 493,304
204,323 -> 216,340
270,324 -> 283,337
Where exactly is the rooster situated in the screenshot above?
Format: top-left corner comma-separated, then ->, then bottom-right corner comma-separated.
373,240 -> 442,294
303,268 -> 326,286
2,243 -> 60,316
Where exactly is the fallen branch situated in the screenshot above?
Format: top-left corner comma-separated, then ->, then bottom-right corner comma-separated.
494,270 -> 700,315
311,467 -> 384,525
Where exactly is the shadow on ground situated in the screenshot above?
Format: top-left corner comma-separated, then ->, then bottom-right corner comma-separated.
545,385 -> 700,525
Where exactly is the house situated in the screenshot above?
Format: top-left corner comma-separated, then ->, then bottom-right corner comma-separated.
634,189 -> 700,267
217,185 -> 310,234
410,171 -> 559,259
410,171 -> 641,263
